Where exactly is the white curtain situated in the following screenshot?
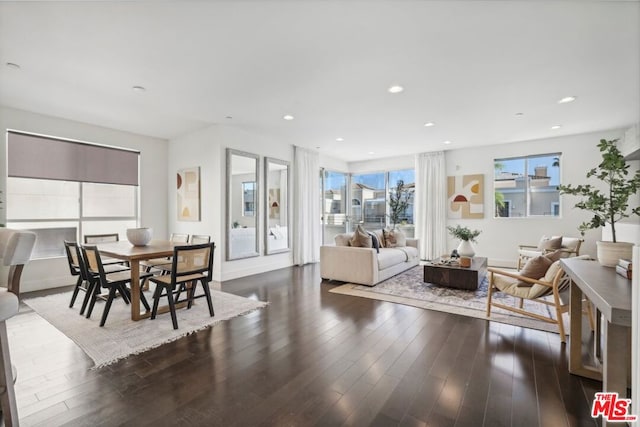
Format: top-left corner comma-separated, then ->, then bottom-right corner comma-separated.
293,146 -> 321,265
415,151 -> 447,260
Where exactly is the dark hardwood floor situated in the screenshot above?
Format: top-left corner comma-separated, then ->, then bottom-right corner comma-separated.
9,264 -> 601,426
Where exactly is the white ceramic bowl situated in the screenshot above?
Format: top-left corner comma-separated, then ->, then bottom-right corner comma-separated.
126,227 -> 153,246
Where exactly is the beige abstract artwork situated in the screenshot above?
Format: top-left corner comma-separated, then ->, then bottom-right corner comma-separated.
447,174 -> 484,219
177,167 -> 201,221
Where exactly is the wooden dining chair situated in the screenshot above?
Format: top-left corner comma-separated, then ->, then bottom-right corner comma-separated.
141,233 -> 190,273
65,241 -> 129,314
149,242 -> 215,329
81,246 -> 153,327
83,233 -> 127,266
190,234 -> 211,244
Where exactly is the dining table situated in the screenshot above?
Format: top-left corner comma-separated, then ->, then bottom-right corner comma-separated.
95,239 -> 180,321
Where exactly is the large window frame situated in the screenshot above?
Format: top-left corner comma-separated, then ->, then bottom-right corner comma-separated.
5,131 -> 140,259
320,167 -> 415,243
494,153 -> 561,218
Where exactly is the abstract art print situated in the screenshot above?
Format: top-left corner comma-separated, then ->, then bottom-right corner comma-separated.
177,167 -> 201,221
447,174 -> 484,219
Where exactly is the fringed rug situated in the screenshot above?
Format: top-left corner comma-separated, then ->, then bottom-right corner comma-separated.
23,286 -> 268,368
329,265 -> 564,334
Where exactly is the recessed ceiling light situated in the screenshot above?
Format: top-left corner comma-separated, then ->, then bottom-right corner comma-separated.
424,122 -> 435,127
368,151 -> 375,155
283,114 -> 294,121
225,116 -> 233,119
551,125 -> 562,130
132,86 -> 146,92
336,137 -> 344,142
443,140 -> 452,145
388,85 -> 404,94
515,112 -> 524,117
6,62 -> 20,70
558,96 -> 576,104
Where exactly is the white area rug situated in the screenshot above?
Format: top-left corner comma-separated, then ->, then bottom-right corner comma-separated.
23,287 -> 268,368
329,266 -> 565,334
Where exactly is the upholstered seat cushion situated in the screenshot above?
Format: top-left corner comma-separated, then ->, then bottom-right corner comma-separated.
377,248 -> 409,270
493,275 -> 551,300
395,246 -> 419,260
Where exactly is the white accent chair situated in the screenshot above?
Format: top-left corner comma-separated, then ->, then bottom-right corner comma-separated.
0,228 -> 37,426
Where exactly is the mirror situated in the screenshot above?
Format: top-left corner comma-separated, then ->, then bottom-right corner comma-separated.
264,157 -> 290,255
226,149 -> 259,260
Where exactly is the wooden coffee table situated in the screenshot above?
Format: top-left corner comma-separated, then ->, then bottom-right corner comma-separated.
423,257 -> 487,290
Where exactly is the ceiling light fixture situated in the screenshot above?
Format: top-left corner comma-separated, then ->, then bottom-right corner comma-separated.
515,112 -> 524,117
368,151 -> 375,155
551,125 -> 562,130
225,116 -> 233,119
6,62 -> 20,70
443,140 -> 452,145
558,96 -> 576,104
132,85 -> 146,92
283,114 -> 294,121
387,85 -> 404,94
424,122 -> 435,127
336,137 -> 344,142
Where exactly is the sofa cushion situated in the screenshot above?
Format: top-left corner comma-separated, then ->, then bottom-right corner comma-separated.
367,231 -> 380,253
383,228 -> 406,247
334,233 -> 352,247
350,225 -> 372,248
373,230 -> 386,248
377,248 -> 408,270
395,246 -> 419,260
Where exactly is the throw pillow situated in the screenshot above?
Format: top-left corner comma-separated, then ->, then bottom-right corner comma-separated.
367,231 -> 380,253
350,225 -> 372,248
334,233 -> 351,247
537,235 -> 562,251
374,230 -> 386,248
516,255 -> 553,287
383,228 -> 407,248
544,249 -> 564,263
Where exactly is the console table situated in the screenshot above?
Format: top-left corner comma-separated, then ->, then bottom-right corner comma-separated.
561,258 -> 632,419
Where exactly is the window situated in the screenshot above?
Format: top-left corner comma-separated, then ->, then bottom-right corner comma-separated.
6,131 -> 139,258
351,172 -> 385,229
494,153 -> 561,218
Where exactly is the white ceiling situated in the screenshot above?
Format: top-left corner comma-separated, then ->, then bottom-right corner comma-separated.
1,1 -> 638,162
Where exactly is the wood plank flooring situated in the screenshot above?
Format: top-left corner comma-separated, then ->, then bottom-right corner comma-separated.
7,264 -> 601,426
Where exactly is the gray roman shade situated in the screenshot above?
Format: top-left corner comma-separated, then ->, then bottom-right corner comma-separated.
8,131 -> 139,186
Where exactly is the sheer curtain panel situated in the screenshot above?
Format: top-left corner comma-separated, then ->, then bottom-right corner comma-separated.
415,151 -> 447,260
293,146 -> 321,265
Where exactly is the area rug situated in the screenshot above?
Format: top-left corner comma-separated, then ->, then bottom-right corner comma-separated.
329,266 -> 565,334
23,287 -> 268,368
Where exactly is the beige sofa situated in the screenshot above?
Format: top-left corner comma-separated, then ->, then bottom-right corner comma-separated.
320,232 -> 419,286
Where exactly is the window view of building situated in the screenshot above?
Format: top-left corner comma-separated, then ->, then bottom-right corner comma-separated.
494,154 -> 561,218
321,168 -> 415,243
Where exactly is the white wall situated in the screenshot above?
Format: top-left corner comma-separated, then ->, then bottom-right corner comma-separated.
0,107 -> 169,292
347,129 -> 628,267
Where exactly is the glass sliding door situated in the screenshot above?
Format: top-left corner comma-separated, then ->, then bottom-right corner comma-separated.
321,170 -> 349,244
351,172 -> 386,231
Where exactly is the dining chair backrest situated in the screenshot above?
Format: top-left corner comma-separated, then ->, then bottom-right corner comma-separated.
170,233 -> 190,243
64,240 -> 90,276
170,242 -> 215,285
80,245 -> 108,284
190,234 -> 211,244
63,240 -> 81,276
84,233 -> 119,244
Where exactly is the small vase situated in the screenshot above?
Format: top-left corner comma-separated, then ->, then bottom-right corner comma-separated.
457,240 -> 475,257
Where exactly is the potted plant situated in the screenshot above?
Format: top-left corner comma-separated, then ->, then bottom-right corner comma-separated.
558,138 -> 640,266
447,224 -> 481,257
388,180 -> 414,229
